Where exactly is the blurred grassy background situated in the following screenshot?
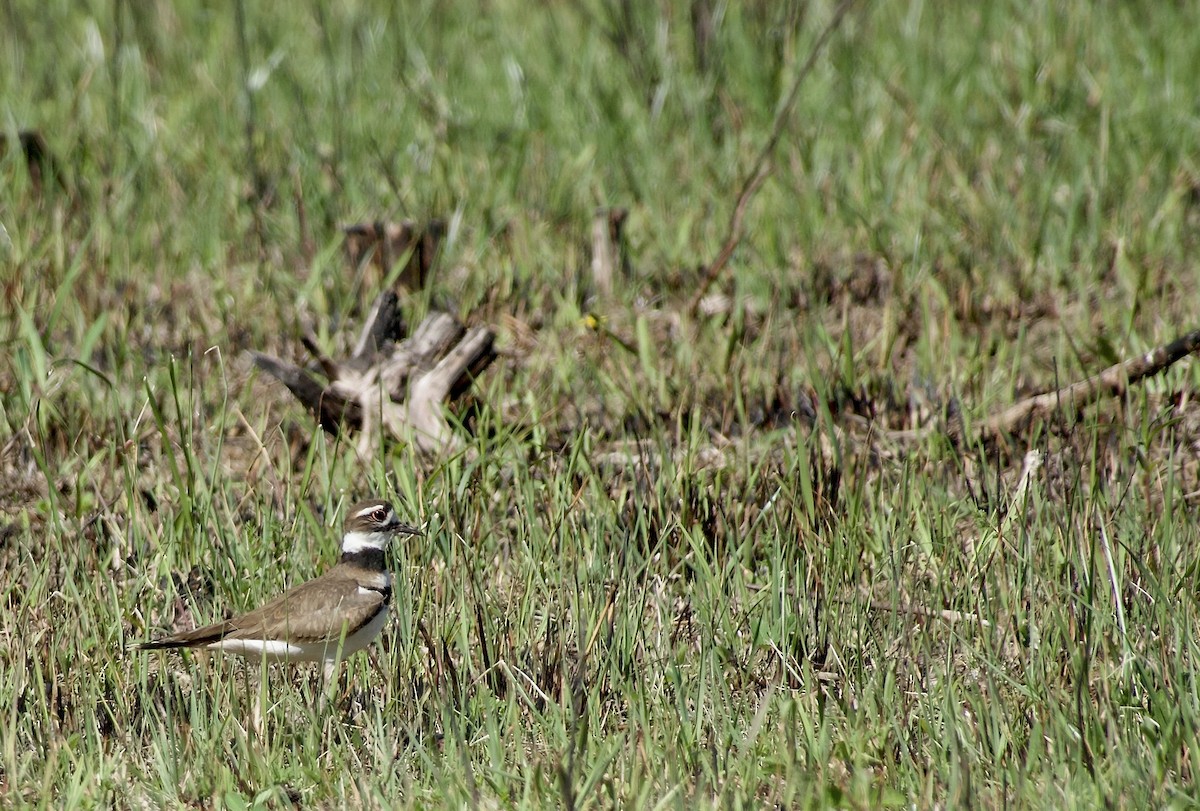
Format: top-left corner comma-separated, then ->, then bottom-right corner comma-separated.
3,0 -> 1200,807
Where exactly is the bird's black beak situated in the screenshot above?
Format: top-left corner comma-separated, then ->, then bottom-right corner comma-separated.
391,520 -> 424,537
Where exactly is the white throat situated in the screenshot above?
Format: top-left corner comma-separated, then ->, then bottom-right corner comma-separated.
342,530 -> 390,554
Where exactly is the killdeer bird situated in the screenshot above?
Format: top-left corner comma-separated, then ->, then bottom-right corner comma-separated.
137,499 -> 421,676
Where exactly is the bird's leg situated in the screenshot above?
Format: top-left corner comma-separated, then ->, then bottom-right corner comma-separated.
318,659 -> 340,713
250,677 -> 265,740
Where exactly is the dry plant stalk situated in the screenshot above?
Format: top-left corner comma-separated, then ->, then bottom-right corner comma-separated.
590,206 -> 628,298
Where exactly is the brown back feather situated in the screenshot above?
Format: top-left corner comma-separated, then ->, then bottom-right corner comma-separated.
137,568 -> 386,649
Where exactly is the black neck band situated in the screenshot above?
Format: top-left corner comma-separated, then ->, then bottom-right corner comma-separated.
341,548 -> 387,571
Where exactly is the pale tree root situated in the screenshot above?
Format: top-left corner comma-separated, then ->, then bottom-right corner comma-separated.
974,328 -> 1200,441
884,327 -> 1200,446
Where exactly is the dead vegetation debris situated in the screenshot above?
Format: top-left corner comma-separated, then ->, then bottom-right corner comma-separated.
252,291 -> 496,457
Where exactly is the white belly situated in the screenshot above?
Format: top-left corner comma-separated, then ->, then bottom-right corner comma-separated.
207,607 -> 389,663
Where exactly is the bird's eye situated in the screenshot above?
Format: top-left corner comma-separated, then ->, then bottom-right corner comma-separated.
372,507 -> 388,522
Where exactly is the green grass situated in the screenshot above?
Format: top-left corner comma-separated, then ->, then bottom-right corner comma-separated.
3,0 -> 1200,807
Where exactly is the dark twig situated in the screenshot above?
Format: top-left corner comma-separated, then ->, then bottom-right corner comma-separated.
686,167 -> 768,315
310,0 -> 344,194
110,0 -> 125,141
300,330 -> 339,380
687,0 -> 860,316
233,0 -> 268,261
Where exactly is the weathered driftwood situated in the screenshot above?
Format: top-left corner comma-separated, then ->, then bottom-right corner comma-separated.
342,219 -> 445,291
251,291 -> 495,456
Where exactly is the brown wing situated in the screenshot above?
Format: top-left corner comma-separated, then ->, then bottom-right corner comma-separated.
138,572 -> 385,649
222,575 -> 385,644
